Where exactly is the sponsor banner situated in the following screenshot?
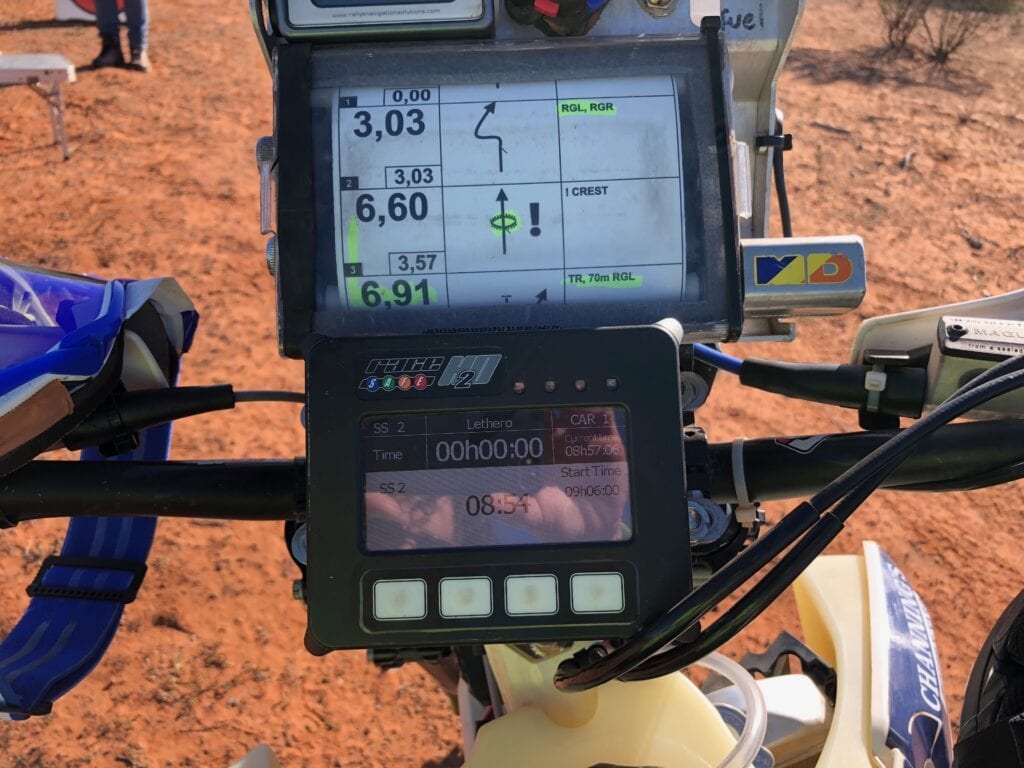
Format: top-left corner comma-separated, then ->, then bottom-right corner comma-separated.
55,0 -> 125,22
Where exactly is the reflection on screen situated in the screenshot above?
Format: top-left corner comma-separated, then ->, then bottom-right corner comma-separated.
362,406 -> 632,551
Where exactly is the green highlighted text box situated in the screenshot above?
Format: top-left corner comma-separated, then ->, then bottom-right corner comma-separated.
557,100 -> 618,117
563,273 -> 645,289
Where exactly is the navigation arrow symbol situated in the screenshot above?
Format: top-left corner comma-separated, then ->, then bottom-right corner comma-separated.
535,289 -> 547,303
497,188 -> 509,256
474,103 -> 506,172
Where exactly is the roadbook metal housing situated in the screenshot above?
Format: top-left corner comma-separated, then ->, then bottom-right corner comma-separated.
273,25 -> 742,354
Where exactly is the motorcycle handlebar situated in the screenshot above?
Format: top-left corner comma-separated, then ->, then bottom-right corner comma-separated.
708,420 -> 1024,503
0,460 -> 306,527
0,422 -> 1020,526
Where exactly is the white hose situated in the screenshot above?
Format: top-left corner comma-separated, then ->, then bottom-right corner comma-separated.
694,652 -> 768,768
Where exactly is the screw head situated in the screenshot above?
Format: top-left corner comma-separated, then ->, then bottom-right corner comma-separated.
947,322 -> 968,341
638,0 -> 675,16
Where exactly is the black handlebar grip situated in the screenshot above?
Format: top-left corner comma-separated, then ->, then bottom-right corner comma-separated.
708,421 -> 1024,503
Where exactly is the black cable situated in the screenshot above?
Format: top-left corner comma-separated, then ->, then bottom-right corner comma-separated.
63,387 -> 306,451
234,390 -> 305,404
551,500 -> 823,690
623,365 -> 1024,681
624,446 -> 907,680
555,359 -> 1024,691
623,443 -> 908,680
892,461 -> 1024,493
62,385 -> 236,451
773,122 -> 793,238
808,355 -> 1024,512
759,114 -> 793,237
624,515 -> 845,680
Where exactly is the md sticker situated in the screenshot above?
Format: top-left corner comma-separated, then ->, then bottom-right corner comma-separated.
754,253 -> 855,286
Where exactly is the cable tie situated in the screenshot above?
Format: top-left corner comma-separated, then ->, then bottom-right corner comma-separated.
864,370 -> 887,392
731,438 -> 759,526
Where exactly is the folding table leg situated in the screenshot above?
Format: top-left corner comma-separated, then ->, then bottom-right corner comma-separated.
28,81 -> 71,160
51,85 -> 70,160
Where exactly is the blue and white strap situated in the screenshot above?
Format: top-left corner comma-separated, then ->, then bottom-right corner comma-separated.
0,425 -> 170,719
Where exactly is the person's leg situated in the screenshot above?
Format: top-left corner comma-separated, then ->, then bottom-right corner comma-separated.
91,0 -> 125,67
93,0 -> 121,40
125,0 -> 151,72
124,0 -> 149,53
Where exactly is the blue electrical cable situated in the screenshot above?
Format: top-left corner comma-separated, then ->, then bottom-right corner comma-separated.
693,344 -> 743,375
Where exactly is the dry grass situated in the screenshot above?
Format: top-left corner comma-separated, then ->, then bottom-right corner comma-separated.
881,0 -> 932,51
921,5 -> 991,64
880,0 -> 1016,62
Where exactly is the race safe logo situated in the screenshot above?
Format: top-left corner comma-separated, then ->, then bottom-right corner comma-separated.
754,253 -> 855,286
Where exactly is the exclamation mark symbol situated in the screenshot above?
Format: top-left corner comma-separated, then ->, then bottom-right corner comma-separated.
529,203 -> 541,237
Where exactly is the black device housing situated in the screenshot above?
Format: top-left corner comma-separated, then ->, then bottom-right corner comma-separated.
273,25 -> 742,357
304,325 -> 691,650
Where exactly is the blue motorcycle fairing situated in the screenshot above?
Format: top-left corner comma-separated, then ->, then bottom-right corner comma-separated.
0,256 -> 198,425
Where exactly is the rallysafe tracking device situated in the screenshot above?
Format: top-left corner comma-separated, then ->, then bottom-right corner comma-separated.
305,325 -> 690,649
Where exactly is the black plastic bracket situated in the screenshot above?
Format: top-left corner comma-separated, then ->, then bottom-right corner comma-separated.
756,133 -> 793,151
741,630 -> 837,702
27,555 -> 147,603
857,344 -> 932,430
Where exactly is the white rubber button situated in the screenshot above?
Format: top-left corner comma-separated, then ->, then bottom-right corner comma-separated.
505,575 -> 559,616
439,577 -> 493,618
570,572 -> 625,614
372,579 -> 427,621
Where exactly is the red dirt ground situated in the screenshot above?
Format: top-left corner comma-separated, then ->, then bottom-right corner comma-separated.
1,0 -> 1022,765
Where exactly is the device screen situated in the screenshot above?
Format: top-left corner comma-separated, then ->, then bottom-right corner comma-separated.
361,405 -> 632,551
334,76 -> 686,312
